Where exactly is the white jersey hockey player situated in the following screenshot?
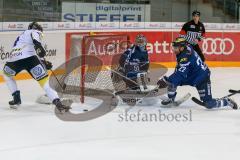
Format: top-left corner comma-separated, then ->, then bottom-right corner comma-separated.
3,22 -> 70,113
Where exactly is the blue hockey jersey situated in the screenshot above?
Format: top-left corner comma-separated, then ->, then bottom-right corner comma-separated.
168,45 -> 210,87
119,45 -> 149,73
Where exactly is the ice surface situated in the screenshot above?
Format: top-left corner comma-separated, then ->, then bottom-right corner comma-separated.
0,68 -> 240,160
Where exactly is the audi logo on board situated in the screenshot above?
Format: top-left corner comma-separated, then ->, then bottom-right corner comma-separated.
201,38 -> 234,55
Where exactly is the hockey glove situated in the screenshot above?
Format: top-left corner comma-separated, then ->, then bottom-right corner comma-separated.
157,76 -> 169,89
41,60 -> 53,70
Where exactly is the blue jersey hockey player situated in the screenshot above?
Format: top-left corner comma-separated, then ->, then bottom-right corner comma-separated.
157,37 -> 238,109
119,34 -> 149,90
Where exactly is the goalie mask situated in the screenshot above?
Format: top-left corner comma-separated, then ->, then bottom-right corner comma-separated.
135,34 -> 147,50
28,22 -> 43,32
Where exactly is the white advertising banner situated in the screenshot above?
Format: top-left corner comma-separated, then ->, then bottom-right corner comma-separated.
0,32 -> 17,70
74,22 -> 96,30
38,22 -> 54,30
204,23 -> 222,30
222,23 -> 240,30
171,22 -> 184,29
120,22 -> 145,29
95,22 -> 120,29
53,22 -> 75,30
1,22 -> 240,31
2,22 -> 29,31
0,22 -> 2,31
41,32 -> 66,68
62,2 -> 151,22
144,22 -> 172,29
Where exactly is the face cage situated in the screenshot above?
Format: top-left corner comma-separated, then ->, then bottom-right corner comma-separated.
135,38 -> 146,48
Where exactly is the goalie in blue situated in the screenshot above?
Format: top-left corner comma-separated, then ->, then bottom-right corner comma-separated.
157,37 -> 238,109
119,34 -> 149,90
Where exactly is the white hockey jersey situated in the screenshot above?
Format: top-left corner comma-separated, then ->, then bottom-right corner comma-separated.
7,29 -> 43,62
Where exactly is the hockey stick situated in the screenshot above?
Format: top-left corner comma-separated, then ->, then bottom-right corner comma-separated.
191,97 -> 205,106
106,66 -> 185,101
105,66 -> 142,89
229,89 -> 240,94
192,91 -> 239,107
43,58 -> 66,91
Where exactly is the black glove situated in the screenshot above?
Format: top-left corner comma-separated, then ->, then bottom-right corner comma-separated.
36,47 -> 46,58
41,60 -> 53,70
157,76 -> 169,89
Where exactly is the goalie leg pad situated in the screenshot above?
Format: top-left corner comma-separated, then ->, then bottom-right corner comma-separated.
137,72 -> 148,91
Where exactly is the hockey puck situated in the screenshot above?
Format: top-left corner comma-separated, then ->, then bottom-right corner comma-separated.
83,109 -> 88,112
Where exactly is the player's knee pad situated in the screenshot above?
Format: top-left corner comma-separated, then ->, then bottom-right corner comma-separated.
3,65 -> 16,77
38,76 -> 49,88
165,81 -> 177,99
2,72 -> 14,81
136,72 -> 150,91
137,72 -> 148,82
2,67 -> 15,83
168,91 -> 177,100
168,82 -> 177,92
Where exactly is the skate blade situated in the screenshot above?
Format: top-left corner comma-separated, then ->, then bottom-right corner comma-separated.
9,104 -> 20,109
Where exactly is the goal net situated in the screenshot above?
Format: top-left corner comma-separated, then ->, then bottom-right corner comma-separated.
50,33 -> 130,104
37,33 -> 167,106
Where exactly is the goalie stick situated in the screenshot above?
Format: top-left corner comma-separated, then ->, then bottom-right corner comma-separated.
192,90 -> 239,107
107,66 -> 191,106
106,66 -> 147,92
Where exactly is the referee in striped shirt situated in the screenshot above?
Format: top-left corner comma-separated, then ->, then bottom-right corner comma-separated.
179,10 -> 206,61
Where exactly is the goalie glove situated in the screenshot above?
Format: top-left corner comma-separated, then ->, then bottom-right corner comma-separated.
41,60 -> 53,70
117,66 -> 125,74
157,76 -> 169,89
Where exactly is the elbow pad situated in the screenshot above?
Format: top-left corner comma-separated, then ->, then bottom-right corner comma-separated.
33,39 -> 46,58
